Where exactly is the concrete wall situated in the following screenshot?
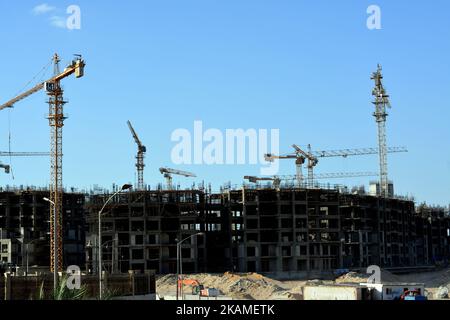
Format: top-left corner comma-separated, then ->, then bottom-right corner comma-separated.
2,271 -> 155,300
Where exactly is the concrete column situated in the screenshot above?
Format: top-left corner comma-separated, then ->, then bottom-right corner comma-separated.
4,273 -> 11,300
359,231 -> 364,267
102,271 -> 107,294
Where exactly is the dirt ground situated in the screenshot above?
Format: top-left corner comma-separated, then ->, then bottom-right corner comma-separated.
156,268 -> 450,300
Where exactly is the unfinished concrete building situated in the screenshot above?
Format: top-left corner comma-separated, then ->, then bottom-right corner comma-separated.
340,194 -> 420,268
0,189 -> 86,270
86,190 -> 231,275
225,187 -> 342,275
84,187 -> 449,276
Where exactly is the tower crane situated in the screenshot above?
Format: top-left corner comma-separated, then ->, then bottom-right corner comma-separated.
265,145 -> 306,186
0,152 -> 49,176
0,163 -> 10,174
292,144 -> 318,186
159,167 -> 196,191
244,176 -> 281,188
277,171 -> 379,182
265,145 -> 407,187
0,152 -> 50,157
245,172 -> 378,189
0,53 -> 85,272
127,120 -> 146,191
371,64 -> 391,197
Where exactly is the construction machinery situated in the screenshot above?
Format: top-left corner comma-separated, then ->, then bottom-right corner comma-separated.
177,279 -> 219,298
0,163 -> 10,174
0,152 -> 49,157
265,145 -> 306,186
245,172 -> 379,188
177,279 -> 204,295
127,120 -> 146,190
265,145 -> 407,187
292,144 -> 318,186
159,167 -> 196,190
371,64 -> 391,197
401,289 -> 427,301
0,152 -> 49,176
0,53 -> 85,272
244,176 -> 281,188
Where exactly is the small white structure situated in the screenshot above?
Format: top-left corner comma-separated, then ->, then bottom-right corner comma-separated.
369,181 -> 394,197
303,284 -> 363,300
303,282 -> 426,300
360,282 -> 425,300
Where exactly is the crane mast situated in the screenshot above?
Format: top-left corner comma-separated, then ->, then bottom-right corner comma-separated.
265,148 -> 305,186
47,53 -> 66,272
371,64 -> 391,197
292,144 -> 318,186
0,53 -> 85,272
127,120 -> 146,190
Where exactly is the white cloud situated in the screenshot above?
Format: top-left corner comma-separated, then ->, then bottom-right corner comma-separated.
49,15 -> 66,29
32,3 -> 56,15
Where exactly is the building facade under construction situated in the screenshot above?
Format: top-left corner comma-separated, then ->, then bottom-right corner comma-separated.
0,189 -> 85,271
84,187 -> 450,276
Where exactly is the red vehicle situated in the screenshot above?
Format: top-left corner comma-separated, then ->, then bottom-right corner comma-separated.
401,289 -> 427,301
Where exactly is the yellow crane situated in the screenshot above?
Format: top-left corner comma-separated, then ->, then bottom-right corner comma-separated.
0,53 -> 85,272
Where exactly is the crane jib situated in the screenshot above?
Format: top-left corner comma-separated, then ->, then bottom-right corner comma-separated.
0,58 -> 84,112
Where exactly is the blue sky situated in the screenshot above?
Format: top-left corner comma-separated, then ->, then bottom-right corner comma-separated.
0,1 -> 448,206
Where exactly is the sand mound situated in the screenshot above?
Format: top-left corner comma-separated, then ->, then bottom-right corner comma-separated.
157,272 -> 294,300
335,269 -> 401,284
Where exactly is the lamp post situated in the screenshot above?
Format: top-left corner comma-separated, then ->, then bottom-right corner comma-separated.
42,197 -> 57,293
176,232 -> 204,300
98,184 -> 132,300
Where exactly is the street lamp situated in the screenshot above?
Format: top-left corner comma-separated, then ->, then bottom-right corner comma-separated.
176,232 -> 204,300
25,237 -> 45,276
98,184 -> 132,300
42,197 -> 57,293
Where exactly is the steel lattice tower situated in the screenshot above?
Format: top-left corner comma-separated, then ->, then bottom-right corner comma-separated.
136,152 -> 145,190
371,64 -> 391,198
47,54 -> 66,272
127,120 -> 146,191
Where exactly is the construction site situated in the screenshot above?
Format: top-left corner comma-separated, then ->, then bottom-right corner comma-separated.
82,186 -> 449,275
0,54 -> 449,301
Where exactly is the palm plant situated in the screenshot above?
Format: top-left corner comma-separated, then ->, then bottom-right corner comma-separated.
34,275 -> 88,300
